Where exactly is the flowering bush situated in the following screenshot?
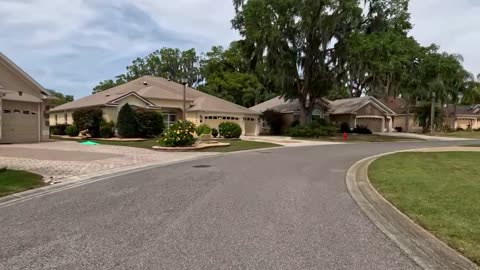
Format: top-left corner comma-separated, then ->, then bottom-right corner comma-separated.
196,124 -> 212,136
158,120 -> 196,147
219,122 -> 242,138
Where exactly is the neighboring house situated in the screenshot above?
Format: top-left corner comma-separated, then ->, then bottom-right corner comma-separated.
49,76 -> 261,136
251,96 -> 396,133
381,97 -> 423,132
444,104 -> 480,130
0,53 -> 55,143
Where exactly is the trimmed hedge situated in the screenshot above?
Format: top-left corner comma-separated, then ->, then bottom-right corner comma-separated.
219,122 -> 242,138
50,124 -> 68,136
196,124 -> 212,136
117,103 -> 138,138
72,108 -> 103,138
136,109 -> 164,138
211,128 -> 219,138
158,120 -> 196,147
65,125 -> 79,137
100,120 -> 115,138
286,121 -> 336,138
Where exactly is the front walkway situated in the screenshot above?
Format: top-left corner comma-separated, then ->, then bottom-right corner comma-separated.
0,141 -> 215,182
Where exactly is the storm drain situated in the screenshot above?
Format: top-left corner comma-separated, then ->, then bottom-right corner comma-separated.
192,165 -> 212,168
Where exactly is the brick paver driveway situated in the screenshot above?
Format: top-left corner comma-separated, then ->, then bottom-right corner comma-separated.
0,141 -> 214,182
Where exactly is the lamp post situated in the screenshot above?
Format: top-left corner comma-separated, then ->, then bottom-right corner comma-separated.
180,78 -> 188,121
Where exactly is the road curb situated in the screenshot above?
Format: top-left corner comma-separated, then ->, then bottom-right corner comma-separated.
346,153 -> 479,270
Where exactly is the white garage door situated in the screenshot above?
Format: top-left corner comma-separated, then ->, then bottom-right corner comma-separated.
356,117 -> 383,132
2,100 -> 39,143
244,117 -> 257,136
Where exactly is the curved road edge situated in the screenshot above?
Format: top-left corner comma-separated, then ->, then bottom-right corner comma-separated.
346,152 -> 479,270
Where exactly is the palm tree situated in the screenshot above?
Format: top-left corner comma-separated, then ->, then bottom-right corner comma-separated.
463,73 -> 480,106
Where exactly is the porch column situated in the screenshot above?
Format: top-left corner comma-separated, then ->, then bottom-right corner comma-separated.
381,118 -> 386,133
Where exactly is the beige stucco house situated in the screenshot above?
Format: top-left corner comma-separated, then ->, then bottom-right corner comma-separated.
0,53 -> 54,143
49,76 -> 261,136
251,96 -> 396,133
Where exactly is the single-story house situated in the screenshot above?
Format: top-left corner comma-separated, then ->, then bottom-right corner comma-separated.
251,96 -> 396,133
49,76 -> 261,136
444,104 -> 480,130
380,97 -> 423,132
0,53 -> 54,143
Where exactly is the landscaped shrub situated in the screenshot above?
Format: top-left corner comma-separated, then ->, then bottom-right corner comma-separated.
394,127 -> 403,133
443,125 -> 454,133
219,122 -> 242,138
263,109 -> 284,135
353,125 -> 373,134
456,127 -> 465,132
99,120 -> 115,138
196,124 -> 212,136
50,124 -> 68,136
65,125 -> 79,137
158,120 -> 196,147
286,122 -> 336,138
72,108 -> 103,137
211,128 -> 219,138
135,109 -> 164,138
117,103 -> 139,138
340,122 -> 351,133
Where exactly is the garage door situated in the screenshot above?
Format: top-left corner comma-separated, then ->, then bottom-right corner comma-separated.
244,117 -> 257,136
356,117 -> 383,132
2,100 -> 39,143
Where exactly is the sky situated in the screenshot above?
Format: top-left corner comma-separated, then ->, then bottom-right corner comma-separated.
0,0 -> 479,99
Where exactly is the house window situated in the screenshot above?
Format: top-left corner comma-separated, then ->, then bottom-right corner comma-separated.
3,110 -> 11,113
163,112 -> 177,127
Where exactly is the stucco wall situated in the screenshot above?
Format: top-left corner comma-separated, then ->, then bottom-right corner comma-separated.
393,115 -> 423,132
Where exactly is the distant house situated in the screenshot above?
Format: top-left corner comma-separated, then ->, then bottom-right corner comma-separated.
251,96 -> 396,133
49,76 -> 261,136
0,53 -> 55,143
444,104 -> 480,130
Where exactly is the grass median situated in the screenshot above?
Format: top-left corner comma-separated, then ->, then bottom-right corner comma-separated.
369,152 -> 480,265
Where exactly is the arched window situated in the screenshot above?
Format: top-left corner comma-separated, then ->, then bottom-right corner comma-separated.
312,109 -> 324,121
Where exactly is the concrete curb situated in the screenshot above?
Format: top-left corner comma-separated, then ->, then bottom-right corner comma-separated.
346,153 -> 479,270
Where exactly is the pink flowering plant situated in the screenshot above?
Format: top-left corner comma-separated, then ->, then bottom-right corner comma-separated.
158,120 -> 196,147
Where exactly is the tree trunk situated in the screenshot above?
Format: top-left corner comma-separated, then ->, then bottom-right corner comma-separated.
299,106 -> 313,125
453,103 -> 457,130
405,98 -> 410,133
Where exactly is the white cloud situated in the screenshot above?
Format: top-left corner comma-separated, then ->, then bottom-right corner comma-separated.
0,0 -> 479,99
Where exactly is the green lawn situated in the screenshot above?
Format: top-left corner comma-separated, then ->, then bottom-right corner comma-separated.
299,134 -> 420,143
369,152 -> 480,265
438,131 -> 480,139
56,138 -> 280,152
0,170 -> 46,197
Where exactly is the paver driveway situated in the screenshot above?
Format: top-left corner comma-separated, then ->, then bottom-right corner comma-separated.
0,141 -> 214,181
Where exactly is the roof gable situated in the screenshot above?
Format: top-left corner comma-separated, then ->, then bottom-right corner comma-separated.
0,53 -> 49,96
107,91 -> 157,107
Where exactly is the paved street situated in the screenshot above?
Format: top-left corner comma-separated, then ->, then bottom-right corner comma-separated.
0,141 -> 476,269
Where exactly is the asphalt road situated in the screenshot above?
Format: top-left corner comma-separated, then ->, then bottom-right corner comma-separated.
0,141 -> 476,270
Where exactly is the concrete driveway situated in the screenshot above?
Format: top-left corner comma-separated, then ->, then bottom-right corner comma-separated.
0,141 -> 214,182
1,140 -> 476,269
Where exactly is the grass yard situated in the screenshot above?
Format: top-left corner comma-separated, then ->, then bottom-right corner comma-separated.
369,152 -> 480,265
56,138 -> 280,152
0,170 -> 46,197
438,131 -> 480,139
299,134 -> 420,143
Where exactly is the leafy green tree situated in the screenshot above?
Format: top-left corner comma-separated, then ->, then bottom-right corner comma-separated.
117,103 -> 139,138
233,0 -> 363,123
47,89 -> 74,105
462,73 -> 480,105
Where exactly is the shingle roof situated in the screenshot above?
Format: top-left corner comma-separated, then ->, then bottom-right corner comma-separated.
51,76 -> 259,115
250,96 -> 299,113
251,96 -> 395,115
443,104 -> 480,116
